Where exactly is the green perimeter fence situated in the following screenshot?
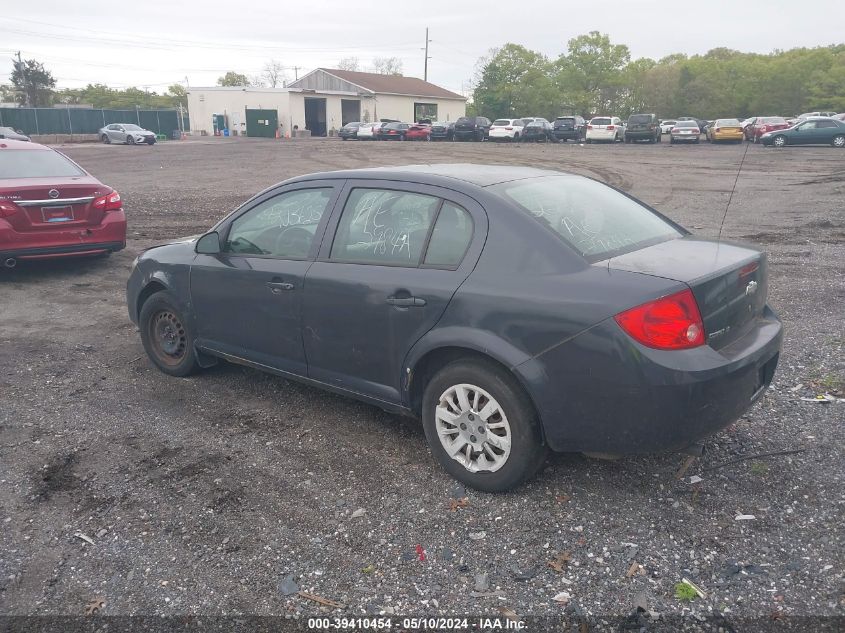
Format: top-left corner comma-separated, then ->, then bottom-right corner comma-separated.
0,107 -> 188,136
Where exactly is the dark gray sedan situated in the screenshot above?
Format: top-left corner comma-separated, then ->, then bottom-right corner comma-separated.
126,165 -> 782,492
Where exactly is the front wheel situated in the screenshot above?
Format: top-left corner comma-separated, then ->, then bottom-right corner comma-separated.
139,291 -> 199,377
832,135 -> 845,148
126,136 -> 135,145
422,359 -> 547,492
773,135 -> 787,148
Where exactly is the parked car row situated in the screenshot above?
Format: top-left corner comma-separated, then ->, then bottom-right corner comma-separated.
340,111 -> 845,148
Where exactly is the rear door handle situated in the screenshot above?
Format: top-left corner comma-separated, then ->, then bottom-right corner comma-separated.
386,296 -> 426,307
267,281 -> 294,293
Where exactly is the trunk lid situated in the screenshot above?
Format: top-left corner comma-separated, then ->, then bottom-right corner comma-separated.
0,176 -> 111,231
607,237 -> 768,350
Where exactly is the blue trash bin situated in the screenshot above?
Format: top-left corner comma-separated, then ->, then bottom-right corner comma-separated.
223,128 -> 229,137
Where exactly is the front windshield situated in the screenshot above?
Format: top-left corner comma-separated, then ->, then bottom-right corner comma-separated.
490,176 -> 682,262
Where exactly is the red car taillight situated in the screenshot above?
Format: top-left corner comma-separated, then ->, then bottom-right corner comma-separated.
671,128 -> 680,133
92,190 -> 122,211
505,127 -> 513,130
0,199 -> 19,218
607,125 -> 615,130
614,289 -> 705,350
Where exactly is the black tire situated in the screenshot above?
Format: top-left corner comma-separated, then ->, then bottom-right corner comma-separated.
147,138 -> 156,145
126,135 -> 135,145
139,290 -> 199,377
101,134 -> 110,144
421,359 -> 547,492
832,135 -> 845,148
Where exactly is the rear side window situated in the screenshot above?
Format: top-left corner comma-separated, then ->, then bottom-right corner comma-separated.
331,189 -> 440,266
490,176 -> 682,262
424,203 -> 473,268
0,149 -> 84,179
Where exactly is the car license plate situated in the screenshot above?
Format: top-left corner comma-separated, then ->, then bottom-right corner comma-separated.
682,131 -> 692,134
42,206 -> 74,222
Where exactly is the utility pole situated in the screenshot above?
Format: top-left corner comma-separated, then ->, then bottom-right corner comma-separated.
15,51 -> 31,107
293,66 -> 300,81
422,28 -> 432,81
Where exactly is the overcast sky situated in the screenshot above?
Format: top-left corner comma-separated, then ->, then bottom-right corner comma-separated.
3,0 -> 844,96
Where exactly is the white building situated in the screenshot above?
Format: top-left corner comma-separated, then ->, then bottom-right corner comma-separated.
186,68 -> 466,138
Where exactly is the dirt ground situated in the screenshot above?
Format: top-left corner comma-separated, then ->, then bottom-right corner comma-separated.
1,137 -> 843,626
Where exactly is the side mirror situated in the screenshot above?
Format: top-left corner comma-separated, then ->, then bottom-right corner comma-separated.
195,231 -> 221,254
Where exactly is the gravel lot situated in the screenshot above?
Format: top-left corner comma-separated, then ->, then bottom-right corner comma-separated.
1,137 -> 843,627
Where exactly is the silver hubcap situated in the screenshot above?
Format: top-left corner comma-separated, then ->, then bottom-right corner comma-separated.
435,383 -> 511,473
774,137 -> 785,147
834,136 -> 845,147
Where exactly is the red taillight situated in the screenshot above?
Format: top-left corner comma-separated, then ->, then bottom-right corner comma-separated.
607,125 -> 615,130
587,124 -> 593,130
0,199 -> 19,218
505,127 -> 513,130
92,190 -> 122,212
671,128 -> 680,133
614,288 -> 705,350
714,127 -> 721,132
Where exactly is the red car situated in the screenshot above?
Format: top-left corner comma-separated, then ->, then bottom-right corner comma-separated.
748,116 -> 789,142
405,123 -> 431,141
0,139 -> 126,267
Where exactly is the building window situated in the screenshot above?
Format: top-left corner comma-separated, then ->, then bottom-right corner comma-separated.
414,103 -> 437,122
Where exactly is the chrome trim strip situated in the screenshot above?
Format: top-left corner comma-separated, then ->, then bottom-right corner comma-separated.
17,196 -> 96,207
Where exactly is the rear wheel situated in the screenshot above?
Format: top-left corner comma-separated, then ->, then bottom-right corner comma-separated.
832,135 -> 845,148
139,291 -> 199,377
422,359 -> 547,492
101,134 -> 110,144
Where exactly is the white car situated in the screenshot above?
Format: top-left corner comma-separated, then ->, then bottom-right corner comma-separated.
488,118 -> 525,142
659,120 -> 677,134
585,116 -> 623,143
669,120 -> 701,144
356,122 -> 382,140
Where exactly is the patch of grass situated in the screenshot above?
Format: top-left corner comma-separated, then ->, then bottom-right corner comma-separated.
674,581 -> 698,602
750,462 -> 769,476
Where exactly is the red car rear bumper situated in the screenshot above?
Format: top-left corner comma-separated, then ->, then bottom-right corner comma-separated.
0,210 -> 126,260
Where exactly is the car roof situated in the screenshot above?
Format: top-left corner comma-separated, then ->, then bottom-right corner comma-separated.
0,139 -> 50,150
293,163 -> 571,188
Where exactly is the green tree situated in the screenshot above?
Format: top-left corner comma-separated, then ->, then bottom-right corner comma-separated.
217,71 -> 251,87
556,32 -> 630,115
11,58 -> 56,107
473,44 -> 555,119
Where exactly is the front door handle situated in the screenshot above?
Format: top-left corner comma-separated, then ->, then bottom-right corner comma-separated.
267,280 -> 294,294
386,296 -> 426,307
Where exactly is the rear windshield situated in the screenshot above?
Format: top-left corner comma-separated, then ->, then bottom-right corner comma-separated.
628,114 -> 652,124
456,117 -> 474,125
556,117 -> 576,123
0,149 -> 85,179
675,120 -> 697,127
591,118 -> 611,125
492,120 -> 511,126
716,119 -> 741,126
489,176 -> 682,262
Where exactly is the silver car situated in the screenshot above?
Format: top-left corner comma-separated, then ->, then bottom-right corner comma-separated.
99,123 -> 156,145
0,126 -> 30,141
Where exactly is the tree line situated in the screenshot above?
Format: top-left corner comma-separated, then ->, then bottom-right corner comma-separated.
3,55 -> 405,110
471,33 -> 845,121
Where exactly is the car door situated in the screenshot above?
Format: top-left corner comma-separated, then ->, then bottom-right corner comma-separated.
302,181 -> 487,405
190,181 -> 341,375
814,119 -> 839,144
791,120 -> 820,145
106,125 -> 119,141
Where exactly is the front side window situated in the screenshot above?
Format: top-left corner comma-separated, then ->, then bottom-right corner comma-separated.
225,188 -> 332,258
490,176 -> 682,262
331,188 -> 440,266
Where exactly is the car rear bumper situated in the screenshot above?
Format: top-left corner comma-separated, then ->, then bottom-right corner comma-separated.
553,130 -> 580,139
713,132 -> 744,141
518,305 -> 783,453
671,134 -> 699,141
453,131 -> 480,140
0,210 -> 127,260
625,130 -> 657,139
